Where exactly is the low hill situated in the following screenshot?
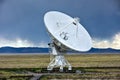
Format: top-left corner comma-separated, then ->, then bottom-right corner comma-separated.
0,47 -> 120,53
0,47 -> 49,53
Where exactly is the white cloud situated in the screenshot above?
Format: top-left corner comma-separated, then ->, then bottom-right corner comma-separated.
0,38 -> 48,48
93,40 -> 110,49
38,41 -> 48,48
111,33 -> 120,49
93,33 -> 120,49
0,33 -> 120,49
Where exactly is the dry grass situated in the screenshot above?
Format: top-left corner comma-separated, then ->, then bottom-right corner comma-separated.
66,54 -> 120,67
41,73 -> 120,80
0,53 -> 120,80
0,54 -> 49,68
0,53 -> 119,68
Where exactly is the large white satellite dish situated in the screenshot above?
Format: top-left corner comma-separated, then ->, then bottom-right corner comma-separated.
44,11 -> 92,71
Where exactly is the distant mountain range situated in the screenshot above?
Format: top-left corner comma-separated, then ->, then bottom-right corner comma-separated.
0,47 -> 49,53
86,48 -> 120,53
0,47 -> 120,53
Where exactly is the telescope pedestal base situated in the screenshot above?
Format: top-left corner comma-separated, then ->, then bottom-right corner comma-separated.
47,55 -> 72,71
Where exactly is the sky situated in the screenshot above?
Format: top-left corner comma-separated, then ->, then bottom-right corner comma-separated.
0,0 -> 120,49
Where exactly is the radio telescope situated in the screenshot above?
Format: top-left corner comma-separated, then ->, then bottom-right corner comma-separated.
44,11 -> 92,71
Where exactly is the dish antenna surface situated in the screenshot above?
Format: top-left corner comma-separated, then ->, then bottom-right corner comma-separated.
44,11 -> 92,71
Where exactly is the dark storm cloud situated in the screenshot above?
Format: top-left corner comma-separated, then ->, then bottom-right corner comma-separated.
115,0 -> 120,8
0,0 -> 5,4
0,0 -> 120,44
0,0 -> 48,43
